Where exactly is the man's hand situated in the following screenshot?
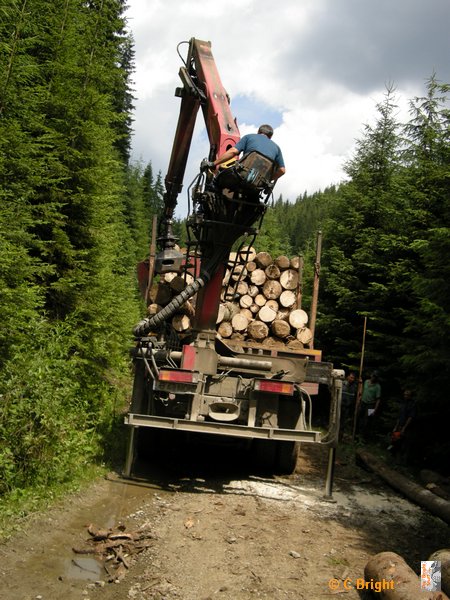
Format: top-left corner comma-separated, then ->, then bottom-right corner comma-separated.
200,158 -> 215,172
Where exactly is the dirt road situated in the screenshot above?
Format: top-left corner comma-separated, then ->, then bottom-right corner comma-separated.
1,440 -> 448,600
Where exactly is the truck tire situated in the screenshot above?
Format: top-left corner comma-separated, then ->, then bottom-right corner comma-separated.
252,439 -> 277,474
275,441 -> 299,475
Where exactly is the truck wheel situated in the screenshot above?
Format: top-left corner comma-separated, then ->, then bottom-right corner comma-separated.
252,439 -> 277,474
275,441 -> 299,475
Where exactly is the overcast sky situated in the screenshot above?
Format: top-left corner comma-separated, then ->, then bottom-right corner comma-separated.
125,0 -> 450,217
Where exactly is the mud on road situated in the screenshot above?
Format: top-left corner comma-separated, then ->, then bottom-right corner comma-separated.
1,440 -> 448,600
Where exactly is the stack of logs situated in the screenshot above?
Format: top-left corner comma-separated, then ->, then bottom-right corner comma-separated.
146,248 -> 312,350
217,248 -> 311,349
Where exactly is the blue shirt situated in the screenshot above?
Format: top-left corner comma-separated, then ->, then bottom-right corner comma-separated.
234,133 -> 285,168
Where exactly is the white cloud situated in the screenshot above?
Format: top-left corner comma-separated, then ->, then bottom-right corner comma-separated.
125,0 -> 450,216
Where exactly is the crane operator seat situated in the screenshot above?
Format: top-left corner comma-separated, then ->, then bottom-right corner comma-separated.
214,151 -> 275,197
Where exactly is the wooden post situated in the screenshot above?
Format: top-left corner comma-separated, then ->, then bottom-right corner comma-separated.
296,254 -> 304,309
352,316 -> 367,440
145,215 -> 158,307
309,231 -> 322,348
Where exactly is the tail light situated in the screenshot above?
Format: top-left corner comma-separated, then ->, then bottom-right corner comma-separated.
253,380 -> 294,395
158,370 -> 198,384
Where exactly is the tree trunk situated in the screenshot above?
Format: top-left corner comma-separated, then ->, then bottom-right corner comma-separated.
254,251 -> 273,268
266,299 -> 279,312
365,551 -> 449,600
356,449 -> 450,525
263,279 -> 282,300
289,309 -> 309,329
239,294 -> 254,309
280,269 -> 299,290
250,268 -> 266,286
271,319 -> 291,338
254,293 -> 267,307
265,264 -> 281,280
279,289 -> 296,308
247,320 -> 269,341
247,284 -> 259,298
217,321 -> 233,338
172,314 -> 191,332
296,327 -> 313,345
246,260 -> 257,273
275,255 -> 290,270
240,246 -> 256,262
258,304 -> 277,323
429,550 -> 450,596
231,313 -> 249,332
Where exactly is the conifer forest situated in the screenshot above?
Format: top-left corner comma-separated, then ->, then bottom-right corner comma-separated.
0,0 -> 449,508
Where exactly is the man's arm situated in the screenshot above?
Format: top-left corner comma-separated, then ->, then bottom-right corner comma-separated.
213,147 -> 239,167
273,166 -> 286,181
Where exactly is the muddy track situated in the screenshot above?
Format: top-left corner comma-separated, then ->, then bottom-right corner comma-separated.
1,440 -> 448,600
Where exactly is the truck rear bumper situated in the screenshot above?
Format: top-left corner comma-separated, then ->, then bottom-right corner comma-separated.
125,413 -> 321,443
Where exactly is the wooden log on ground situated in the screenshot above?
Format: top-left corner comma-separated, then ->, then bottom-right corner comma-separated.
231,313 -> 249,332
280,268 -> 299,290
250,268 -> 266,286
356,448 -> 450,525
271,319 -> 291,338
265,263 -> 281,280
289,309 -> 309,329
279,289 -> 296,308
365,551 -> 449,600
254,251 -> 273,268
172,314 -> 191,332
217,321 -> 233,338
275,255 -> 290,270
247,320 -> 269,342
262,279 -> 282,300
429,550 -> 450,596
258,304 -> 277,323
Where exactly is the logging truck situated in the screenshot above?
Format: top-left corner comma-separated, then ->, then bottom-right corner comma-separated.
125,38 -> 343,492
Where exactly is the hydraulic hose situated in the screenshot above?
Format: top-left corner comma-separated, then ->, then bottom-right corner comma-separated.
133,274 -> 209,337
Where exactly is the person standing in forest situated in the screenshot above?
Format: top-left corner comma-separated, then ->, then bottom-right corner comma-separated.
357,371 -> 382,439
388,389 -> 417,462
340,371 -> 357,438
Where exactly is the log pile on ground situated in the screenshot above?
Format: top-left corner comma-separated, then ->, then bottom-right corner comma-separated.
217,249 -> 312,349
72,523 -> 156,583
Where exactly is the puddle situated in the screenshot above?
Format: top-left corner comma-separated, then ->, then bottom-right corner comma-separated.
66,557 -> 103,581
